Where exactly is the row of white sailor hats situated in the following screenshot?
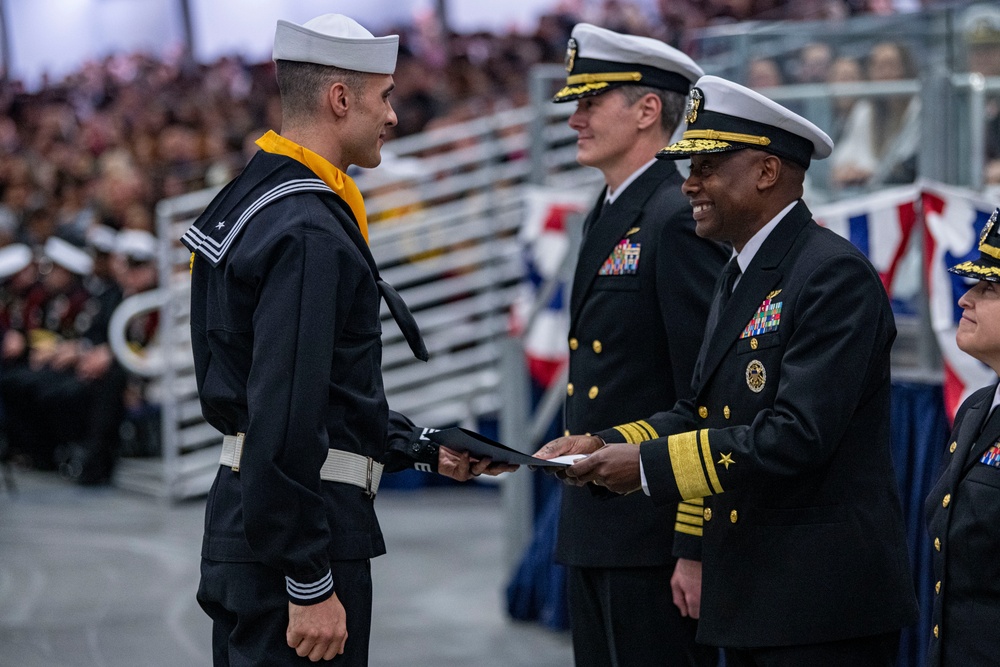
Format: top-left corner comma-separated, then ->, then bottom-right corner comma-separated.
0,228 -> 158,281
87,225 -> 158,262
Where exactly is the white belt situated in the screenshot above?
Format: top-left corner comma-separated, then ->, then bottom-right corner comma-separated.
220,433 -> 384,496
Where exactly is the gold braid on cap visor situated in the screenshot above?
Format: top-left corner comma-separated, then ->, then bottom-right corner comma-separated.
565,71 -> 643,85
951,261 -> 1000,278
682,129 -> 772,146
554,72 -> 643,99
555,81 -> 611,98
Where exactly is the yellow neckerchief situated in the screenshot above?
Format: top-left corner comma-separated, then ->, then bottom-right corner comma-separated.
255,130 -> 369,243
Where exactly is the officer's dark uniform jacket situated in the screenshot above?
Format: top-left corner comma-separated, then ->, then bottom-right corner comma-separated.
926,382 -> 1000,667
597,201 -> 919,647
183,151 -> 436,605
560,158 -> 727,567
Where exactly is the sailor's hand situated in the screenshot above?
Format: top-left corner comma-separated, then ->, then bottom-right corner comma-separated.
287,594 -> 348,662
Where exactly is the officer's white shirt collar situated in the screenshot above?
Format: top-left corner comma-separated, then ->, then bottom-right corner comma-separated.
728,199 -> 798,291
605,158 -> 657,205
991,383 -> 1000,413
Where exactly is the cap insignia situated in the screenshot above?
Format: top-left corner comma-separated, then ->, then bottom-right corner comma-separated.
565,38 -> 578,73
686,88 -> 702,124
980,209 -> 998,248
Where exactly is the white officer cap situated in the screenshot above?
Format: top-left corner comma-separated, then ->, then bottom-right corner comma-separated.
115,229 -> 158,263
658,75 -> 833,169
272,14 -> 398,74
44,236 -> 93,276
554,23 -> 703,103
0,243 -> 32,281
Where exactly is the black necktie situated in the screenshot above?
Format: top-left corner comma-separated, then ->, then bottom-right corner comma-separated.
377,279 -> 428,362
706,257 -> 741,339
583,198 -> 609,238
692,258 -> 741,388
717,258 -> 742,312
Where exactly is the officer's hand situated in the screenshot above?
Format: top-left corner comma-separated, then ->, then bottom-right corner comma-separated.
533,435 -> 604,475
563,443 -> 641,493
287,594 -> 348,662
437,446 -> 517,481
533,435 -> 605,479
671,557 -> 702,619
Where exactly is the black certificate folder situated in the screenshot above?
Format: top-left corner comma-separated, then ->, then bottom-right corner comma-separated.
427,427 -> 570,468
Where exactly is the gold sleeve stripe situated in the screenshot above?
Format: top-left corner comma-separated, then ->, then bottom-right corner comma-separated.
683,497 -> 704,506
668,430 -> 713,499
635,420 -> 659,440
631,421 -> 652,441
613,423 -> 645,444
677,504 -> 703,517
675,513 -> 704,526
675,523 -> 703,537
699,430 -> 724,495
624,423 -> 648,443
612,425 -> 636,443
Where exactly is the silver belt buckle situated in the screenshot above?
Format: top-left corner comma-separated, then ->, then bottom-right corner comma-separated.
365,457 -> 375,498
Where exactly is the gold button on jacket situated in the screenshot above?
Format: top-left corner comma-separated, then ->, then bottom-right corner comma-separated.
567,383 -> 574,396
703,508 -> 712,521
942,494 -> 951,508
588,386 -> 599,399
592,340 -> 602,353
569,338 -> 579,351
730,509 -> 738,524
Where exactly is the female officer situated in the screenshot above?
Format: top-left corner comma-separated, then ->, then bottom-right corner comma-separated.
926,207 -> 1000,667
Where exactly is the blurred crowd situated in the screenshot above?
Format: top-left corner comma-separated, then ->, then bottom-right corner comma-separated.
0,0 -> 987,484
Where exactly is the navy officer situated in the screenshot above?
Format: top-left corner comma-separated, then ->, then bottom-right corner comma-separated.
536,75 -> 919,666
925,207 -> 1000,667
552,22 -> 725,667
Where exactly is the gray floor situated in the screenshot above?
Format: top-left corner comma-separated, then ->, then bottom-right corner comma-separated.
0,471 -> 572,667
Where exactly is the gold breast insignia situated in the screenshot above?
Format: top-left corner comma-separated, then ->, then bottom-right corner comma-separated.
746,359 -> 766,393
